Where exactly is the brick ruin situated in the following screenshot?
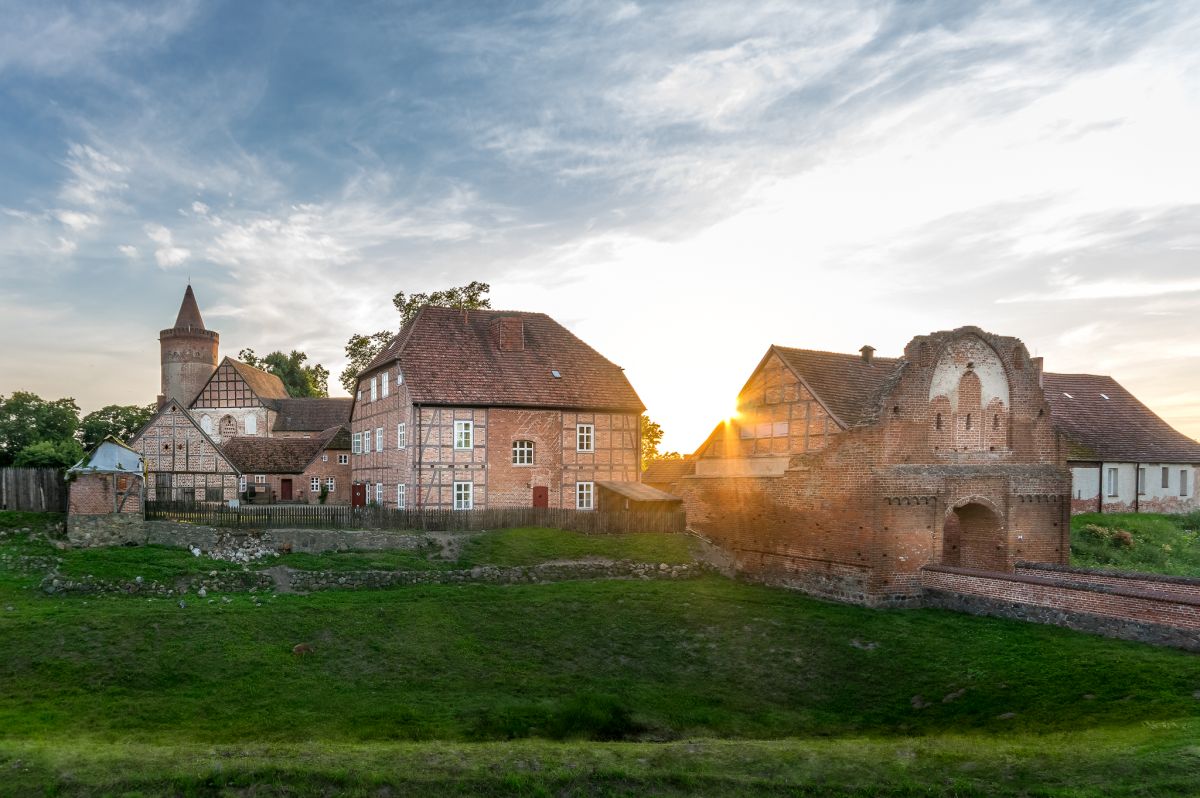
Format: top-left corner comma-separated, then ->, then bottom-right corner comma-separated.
676,327 -> 1072,607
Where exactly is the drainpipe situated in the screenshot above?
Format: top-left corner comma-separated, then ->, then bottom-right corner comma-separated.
1097,463 -> 1103,514
1134,462 -> 1140,514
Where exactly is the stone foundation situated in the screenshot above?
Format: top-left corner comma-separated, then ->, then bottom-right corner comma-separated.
67,514 -> 147,547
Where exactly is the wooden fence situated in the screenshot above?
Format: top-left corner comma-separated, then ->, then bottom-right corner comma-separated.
0,468 -> 68,512
144,501 -> 686,534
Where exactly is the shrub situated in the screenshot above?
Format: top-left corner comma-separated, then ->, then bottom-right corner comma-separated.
1112,530 -> 1134,548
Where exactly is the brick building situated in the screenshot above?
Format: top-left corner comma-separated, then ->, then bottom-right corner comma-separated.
671,327 -> 1071,607
349,307 -> 644,509
1043,373 -> 1200,514
221,426 -> 351,504
66,437 -> 147,545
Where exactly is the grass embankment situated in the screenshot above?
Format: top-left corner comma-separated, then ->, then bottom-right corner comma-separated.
1071,512 -> 1200,577
2,511 -> 1199,795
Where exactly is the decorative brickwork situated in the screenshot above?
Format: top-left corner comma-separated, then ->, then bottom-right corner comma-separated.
132,401 -> 240,504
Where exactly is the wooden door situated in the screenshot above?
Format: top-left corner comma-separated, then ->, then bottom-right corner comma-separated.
532,486 -> 549,508
351,483 -> 367,507
280,479 -> 293,501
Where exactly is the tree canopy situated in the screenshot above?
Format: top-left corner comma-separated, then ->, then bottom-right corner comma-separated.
239,349 -> 330,397
0,392 -> 81,467
79,403 -> 156,451
339,281 -> 492,393
641,415 -> 683,469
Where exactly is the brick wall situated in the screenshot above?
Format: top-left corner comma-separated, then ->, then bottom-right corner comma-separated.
921,564 -> 1200,651
1014,562 -> 1200,602
68,473 -> 143,516
135,404 -> 240,503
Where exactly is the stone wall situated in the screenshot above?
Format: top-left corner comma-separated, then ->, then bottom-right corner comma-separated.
66,513 -> 147,547
921,564 -> 1200,651
144,521 -> 432,553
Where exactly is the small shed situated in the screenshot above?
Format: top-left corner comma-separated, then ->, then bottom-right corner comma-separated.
66,437 -> 147,546
596,480 -> 683,513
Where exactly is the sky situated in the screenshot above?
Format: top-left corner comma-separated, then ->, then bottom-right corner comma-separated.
2,0 -> 1200,453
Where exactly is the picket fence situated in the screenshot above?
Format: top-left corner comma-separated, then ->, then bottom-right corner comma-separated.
0,468 -> 68,512
145,501 -> 686,534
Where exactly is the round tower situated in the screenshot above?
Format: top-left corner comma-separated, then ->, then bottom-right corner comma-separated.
158,285 -> 219,408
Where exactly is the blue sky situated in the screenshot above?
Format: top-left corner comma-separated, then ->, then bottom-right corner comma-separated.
2,0 -> 1200,451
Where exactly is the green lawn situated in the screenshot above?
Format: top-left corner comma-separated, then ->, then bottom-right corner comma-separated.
2,511 -> 1199,795
1071,511 -> 1200,577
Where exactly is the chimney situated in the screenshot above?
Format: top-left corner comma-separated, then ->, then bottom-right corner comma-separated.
494,316 -> 525,352
859,345 -> 875,365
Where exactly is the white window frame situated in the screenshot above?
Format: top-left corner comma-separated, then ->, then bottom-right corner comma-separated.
311,477 -> 321,492
1106,467 -> 1118,497
255,474 -> 266,485
374,482 -> 383,503
352,432 -> 362,455
326,477 -> 335,491
397,422 -> 407,449
376,427 -> 384,451
245,415 -> 257,435
322,454 -> 328,462
239,475 -> 247,493
577,424 -> 594,452
512,439 -> 534,465
453,481 -> 473,510
454,420 -> 474,450
338,454 -> 349,465
381,371 -> 389,398
370,376 -> 377,402
363,429 -> 371,453
1181,469 -> 1189,497
576,481 -> 594,510
397,483 -> 406,510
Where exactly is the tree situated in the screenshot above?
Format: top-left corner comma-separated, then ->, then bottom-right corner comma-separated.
238,349 -> 330,397
79,403 -> 156,451
338,281 -> 492,393
0,392 -> 81,467
13,439 -> 85,469
641,415 -> 682,470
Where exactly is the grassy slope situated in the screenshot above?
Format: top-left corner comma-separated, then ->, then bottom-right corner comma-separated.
1071,512 -> 1200,576
2,512 -> 1199,795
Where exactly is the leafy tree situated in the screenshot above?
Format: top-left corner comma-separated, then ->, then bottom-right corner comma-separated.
641,415 -> 682,469
79,403 -> 156,451
13,438 -> 85,469
238,349 -> 330,398
0,392 -> 81,467
338,281 -> 492,393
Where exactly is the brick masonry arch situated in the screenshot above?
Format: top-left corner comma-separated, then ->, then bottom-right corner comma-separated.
942,498 -> 1008,571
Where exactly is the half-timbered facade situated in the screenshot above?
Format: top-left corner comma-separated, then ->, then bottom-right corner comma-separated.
350,307 -> 644,510
132,399 -> 242,504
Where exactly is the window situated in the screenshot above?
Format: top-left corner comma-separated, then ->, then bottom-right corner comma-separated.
338,454 -> 349,465
376,427 -> 384,451
205,487 -> 222,503
363,430 -> 371,453
311,477 -> 321,492
935,413 -> 943,430
756,423 -> 771,438
375,483 -> 383,503
370,376 -> 377,402
245,415 -> 258,435
454,481 -> 473,510
325,477 -> 335,491
772,421 -> 789,437
1163,466 -> 1170,489
200,415 -> 212,434
513,440 -> 534,465
381,371 -> 389,398
397,423 -> 407,448
455,420 -> 474,450
1138,467 -> 1146,495
255,474 -> 266,484
238,475 -> 247,493
352,432 -> 362,454
322,454 -> 328,462
357,389 -> 362,401
397,483 -> 406,510
577,424 -> 594,452
1181,470 -> 1189,497
576,481 -> 594,510
1106,467 -> 1118,497
739,425 -> 753,440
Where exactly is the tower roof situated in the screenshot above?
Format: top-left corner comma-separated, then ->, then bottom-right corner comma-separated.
173,285 -> 206,330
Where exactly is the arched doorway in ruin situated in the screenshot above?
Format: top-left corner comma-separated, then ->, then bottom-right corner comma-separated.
942,500 -> 1008,571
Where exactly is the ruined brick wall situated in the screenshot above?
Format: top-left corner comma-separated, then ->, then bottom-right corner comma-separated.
680,328 -> 1071,605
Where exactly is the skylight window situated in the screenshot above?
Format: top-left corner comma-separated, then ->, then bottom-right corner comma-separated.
1099,393 -> 1110,400
1062,392 -> 1074,399
551,370 -> 561,378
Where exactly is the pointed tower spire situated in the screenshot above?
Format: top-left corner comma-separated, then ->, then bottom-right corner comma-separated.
173,285 -> 206,330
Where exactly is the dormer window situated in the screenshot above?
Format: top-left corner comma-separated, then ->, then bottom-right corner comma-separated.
551,370 -> 562,379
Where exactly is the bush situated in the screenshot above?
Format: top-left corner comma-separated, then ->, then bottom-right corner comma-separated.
469,694 -> 640,741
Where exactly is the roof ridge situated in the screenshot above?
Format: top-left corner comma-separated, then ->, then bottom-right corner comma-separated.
773,344 -> 900,361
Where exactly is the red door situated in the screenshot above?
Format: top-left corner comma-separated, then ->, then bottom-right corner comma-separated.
532,486 -> 549,508
351,483 -> 367,508
280,479 -> 293,501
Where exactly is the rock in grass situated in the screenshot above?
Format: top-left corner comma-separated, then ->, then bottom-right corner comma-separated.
197,587 -> 207,598
177,600 -> 186,609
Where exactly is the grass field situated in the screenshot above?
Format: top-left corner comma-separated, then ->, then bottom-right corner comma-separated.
1071,511 -> 1200,576
2,511 -> 1199,796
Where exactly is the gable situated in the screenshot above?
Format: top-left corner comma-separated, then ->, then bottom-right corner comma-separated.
192,358 -> 289,409
130,400 -> 240,475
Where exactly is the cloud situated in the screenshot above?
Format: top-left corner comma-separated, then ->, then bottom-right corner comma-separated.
145,223 -> 189,268
118,244 -> 139,258
58,143 -> 128,209
54,209 -> 99,231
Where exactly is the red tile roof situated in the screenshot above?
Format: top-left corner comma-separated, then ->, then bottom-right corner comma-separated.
270,398 -> 353,432
225,358 -> 290,401
362,306 -> 644,412
219,426 -> 346,474
642,459 -> 696,484
1043,373 -> 1200,463
772,346 -> 902,428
